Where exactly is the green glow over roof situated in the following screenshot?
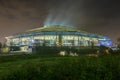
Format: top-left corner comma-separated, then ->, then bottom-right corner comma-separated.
25,26 -> 87,33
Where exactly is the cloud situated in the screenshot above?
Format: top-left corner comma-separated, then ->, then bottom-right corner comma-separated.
0,0 -> 47,21
0,0 -> 119,42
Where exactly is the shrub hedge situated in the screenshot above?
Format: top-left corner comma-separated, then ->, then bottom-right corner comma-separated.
33,46 -> 98,55
1,55 -> 120,80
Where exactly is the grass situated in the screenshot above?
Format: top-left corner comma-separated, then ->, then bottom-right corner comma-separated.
0,53 -> 120,80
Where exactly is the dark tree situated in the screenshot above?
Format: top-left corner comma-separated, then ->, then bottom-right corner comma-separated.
117,37 -> 120,49
0,42 -> 2,49
2,43 -> 7,48
0,42 -> 2,53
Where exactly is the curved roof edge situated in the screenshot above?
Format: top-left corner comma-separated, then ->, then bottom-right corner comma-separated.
10,26 -> 111,40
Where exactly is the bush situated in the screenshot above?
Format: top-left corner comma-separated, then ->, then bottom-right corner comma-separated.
33,46 -> 98,55
1,55 -> 120,80
34,46 -> 60,54
1,47 -> 10,53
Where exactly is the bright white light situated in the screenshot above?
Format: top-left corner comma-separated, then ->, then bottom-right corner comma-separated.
29,39 -> 34,43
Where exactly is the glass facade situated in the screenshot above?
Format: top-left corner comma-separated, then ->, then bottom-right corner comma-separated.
5,27 -> 112,47
6,33 -> 105,47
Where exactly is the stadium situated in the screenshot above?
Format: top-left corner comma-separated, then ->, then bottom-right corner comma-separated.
5,26 -> 112,50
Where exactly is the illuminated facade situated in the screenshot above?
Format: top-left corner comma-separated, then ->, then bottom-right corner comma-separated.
5,26 -> 112,47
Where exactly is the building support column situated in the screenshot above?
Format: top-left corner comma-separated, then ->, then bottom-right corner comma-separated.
59,34 -> 62,46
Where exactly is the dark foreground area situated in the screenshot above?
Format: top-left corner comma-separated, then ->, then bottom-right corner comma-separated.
0,53 -> 120,80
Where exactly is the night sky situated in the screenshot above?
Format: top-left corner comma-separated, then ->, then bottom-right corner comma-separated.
0,0 -> 120,43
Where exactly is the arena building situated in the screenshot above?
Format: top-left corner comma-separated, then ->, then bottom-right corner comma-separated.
5,26 -> 112,48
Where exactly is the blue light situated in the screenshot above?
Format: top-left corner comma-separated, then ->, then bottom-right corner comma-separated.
98,39 -> 112,47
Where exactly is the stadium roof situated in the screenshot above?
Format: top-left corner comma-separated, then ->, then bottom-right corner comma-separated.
24,26 -> 87,33
12,26 -> 110,39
